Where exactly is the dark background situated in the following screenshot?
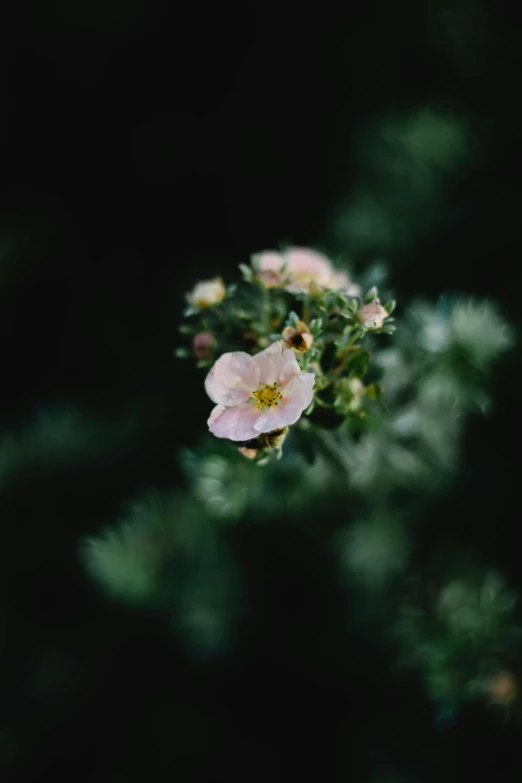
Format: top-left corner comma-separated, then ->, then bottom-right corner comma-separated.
1,2 -> 521,780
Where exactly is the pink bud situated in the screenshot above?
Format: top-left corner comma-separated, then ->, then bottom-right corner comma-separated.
356,301 -> 388,329
238,446 -> 259,459
193,332 -> 215,360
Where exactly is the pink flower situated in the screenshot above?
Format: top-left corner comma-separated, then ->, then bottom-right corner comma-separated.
252,247 -> 360,295
205,341 -> 315,441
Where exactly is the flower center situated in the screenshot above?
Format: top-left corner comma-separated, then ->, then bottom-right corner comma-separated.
289,333 -> 305,349
251,382 -> 282,409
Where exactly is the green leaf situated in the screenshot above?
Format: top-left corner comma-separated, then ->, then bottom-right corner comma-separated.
344,326 -> 364,344
309,318 -> 323,335
384,299 -> 396,315
238,263 -> 254,282
365,382 -> 384,400
288,310 -> 299,327
308,279 -> 323,298
364,286 -> 378,304
178,324 -> 193,335
345,348 -> 371,377
313,375 -> 329,392
175,347 -> 190,359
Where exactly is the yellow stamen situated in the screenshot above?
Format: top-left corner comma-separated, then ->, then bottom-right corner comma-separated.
251,383 -> 282,410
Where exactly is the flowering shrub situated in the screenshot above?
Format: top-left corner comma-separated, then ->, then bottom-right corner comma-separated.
177,247 -> 395,461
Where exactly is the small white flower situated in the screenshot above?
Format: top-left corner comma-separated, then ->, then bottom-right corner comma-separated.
187,277 -> 226,309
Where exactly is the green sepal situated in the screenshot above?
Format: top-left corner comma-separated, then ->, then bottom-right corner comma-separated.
364,286 -> 378,304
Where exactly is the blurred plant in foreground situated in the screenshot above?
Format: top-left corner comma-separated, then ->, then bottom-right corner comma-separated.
82,492 -> 241,659
395,570 -> 522,719
0,407 -> 142,491
330,107 -> 470,256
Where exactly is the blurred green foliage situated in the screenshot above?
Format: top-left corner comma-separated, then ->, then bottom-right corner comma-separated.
330,109 -> 470,256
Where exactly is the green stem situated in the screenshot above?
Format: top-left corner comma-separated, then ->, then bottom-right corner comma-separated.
262,285 -> 272,337
313,394 -> 334,409
302,295 -> 311,325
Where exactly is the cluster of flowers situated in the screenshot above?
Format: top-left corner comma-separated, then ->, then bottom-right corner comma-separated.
177,247 -> 396,461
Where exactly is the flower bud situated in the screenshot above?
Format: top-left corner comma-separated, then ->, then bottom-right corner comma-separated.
238,446 -> 259,459
282,320 -> 314,352
356,300 -> 388,329
187,277 -> 226,309
193,332 -> 215,359
261,427 -> 288,449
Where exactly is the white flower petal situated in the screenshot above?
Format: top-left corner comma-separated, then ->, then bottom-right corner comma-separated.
284,248 -> 332,277
283,248 -> 334,291
252,341 -> 286,385
208,402 -> 261,441
208,404 -> 226,426
254,403 -> 304,433
254,251 -> 284,272
204,351 -> 260,406
281,372 -> 315,410
279,350 -> 301,384
334,271 -> 361,296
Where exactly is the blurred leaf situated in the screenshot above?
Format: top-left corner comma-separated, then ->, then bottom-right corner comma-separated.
346,348 -> 371,377
365,383 -> 384,400
238,263 -> 254,282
